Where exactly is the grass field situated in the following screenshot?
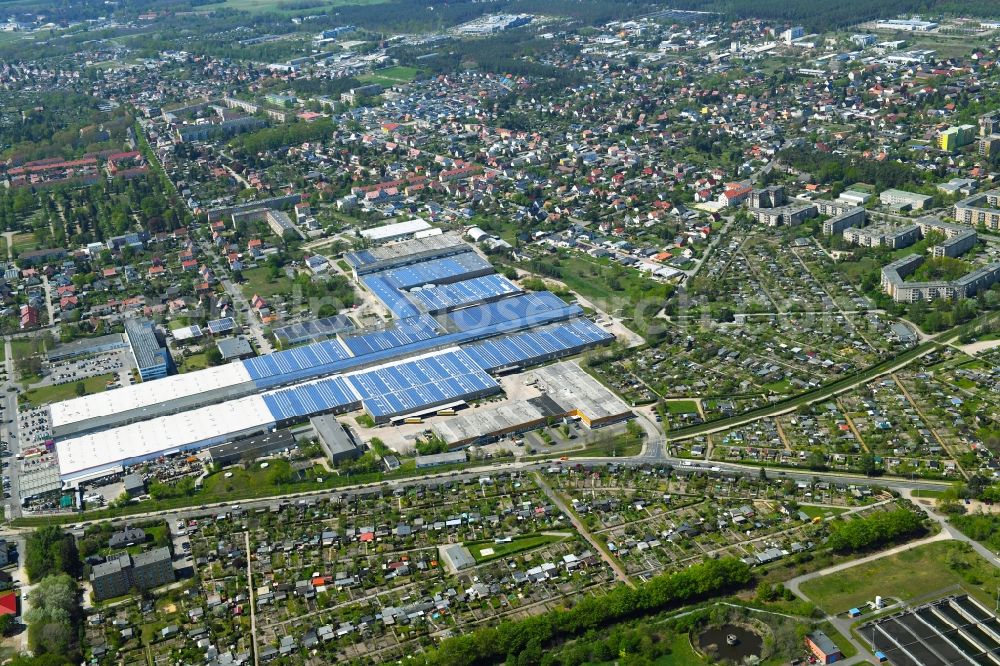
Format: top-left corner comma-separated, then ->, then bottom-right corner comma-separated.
240,266 -> 293,301
467,534 -> 564,563
911,488 -> 955,499
22,373 -> 114,405
665,400 -> 699,414
798,505 -> 849,520
800,541 -> 1000,614
564,432 -> 643,458
359,65 -> 420,86
11,231 -> 37,253
176,351 -> 210,373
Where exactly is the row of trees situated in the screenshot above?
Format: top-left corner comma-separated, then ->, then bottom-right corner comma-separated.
826,508 -> 926,554
425,557 -> 752,665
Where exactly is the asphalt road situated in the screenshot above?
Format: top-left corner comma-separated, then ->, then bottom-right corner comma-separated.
31,450 -> 952,538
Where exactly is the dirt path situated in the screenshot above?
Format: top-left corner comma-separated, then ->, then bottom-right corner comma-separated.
532,471 -> 634,588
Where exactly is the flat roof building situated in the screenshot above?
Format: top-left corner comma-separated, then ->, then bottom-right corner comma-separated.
47,333 -> 127,362
217,336 -> 255,362
125,318 -> 171,381
434,361 -> 633,447
415,450 -> 467,468
310,415 -> 364,463
844,224 -> 920,249
204,429 -> 296,466
879,188 -> 932,211
438,543 -> 475,574
805,630 -> 842,664
955,189 -> 1000,229
344,233 -> 468,277
823,207 -> 866,236
360,218 -> 433,243
91,547 -> 174,602
881,253 -> 1000,303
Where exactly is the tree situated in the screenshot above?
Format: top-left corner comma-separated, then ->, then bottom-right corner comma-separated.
25,526 -> 80,582
73,381 -> 85,397
25,574 -> 78,657
205,347 -> 223,366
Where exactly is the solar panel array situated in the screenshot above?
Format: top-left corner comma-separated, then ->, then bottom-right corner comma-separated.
361,274 -> 421,318
243,339 -> 353,385
348,350 -> 499,419
344,248 -> 377,268
380,252 -> 493,289
443,291 -> 573,333
207,317 -> 236,335
463,318 -> 614,372
259,349 -> 498,423
262,376 -> 359,422
340,314 -> 440,357
408,274 -> 522,314
273,315 -> 355,346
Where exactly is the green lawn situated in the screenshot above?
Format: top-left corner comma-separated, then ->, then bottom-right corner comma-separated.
467,534 -> 564,563
176,351 -> 210,373
798,505 -> 849,520
657,634 -> 704,665
11,232 -> 37,253
564,432 -> 643,458
800,541 -> 1000,613
240,266 -> 293,301
12,336 -> 49,359
359,65 -> 420,86
665,400 -> 699,415
911,488 -> 954,499
22,373 -> 114,406
535,252 -> 672,327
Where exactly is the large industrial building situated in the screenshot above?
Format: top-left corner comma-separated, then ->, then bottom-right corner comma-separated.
49,234 -> 616,487
433,362 -> 633,447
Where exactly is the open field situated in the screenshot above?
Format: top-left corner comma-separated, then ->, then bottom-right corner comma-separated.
665,399 -> 699,414
11,231 -> 37,253
176,351 -> 211,373
240,266 -> 293,301
797,505 -> 849,520
22,373 -> 114,406
800,542 -> 1000,614
467,534 -> 565,562
359,65 -> 420,86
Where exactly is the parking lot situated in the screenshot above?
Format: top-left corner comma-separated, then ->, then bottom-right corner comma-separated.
38,349 -> 133,389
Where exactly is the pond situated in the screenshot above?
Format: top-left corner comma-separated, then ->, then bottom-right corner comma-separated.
697,623 -> 764,661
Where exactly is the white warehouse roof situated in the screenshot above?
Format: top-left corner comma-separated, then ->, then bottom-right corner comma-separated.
57,393 -> 274,484
50,362 -> 253,432
360,218 -> 432,241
